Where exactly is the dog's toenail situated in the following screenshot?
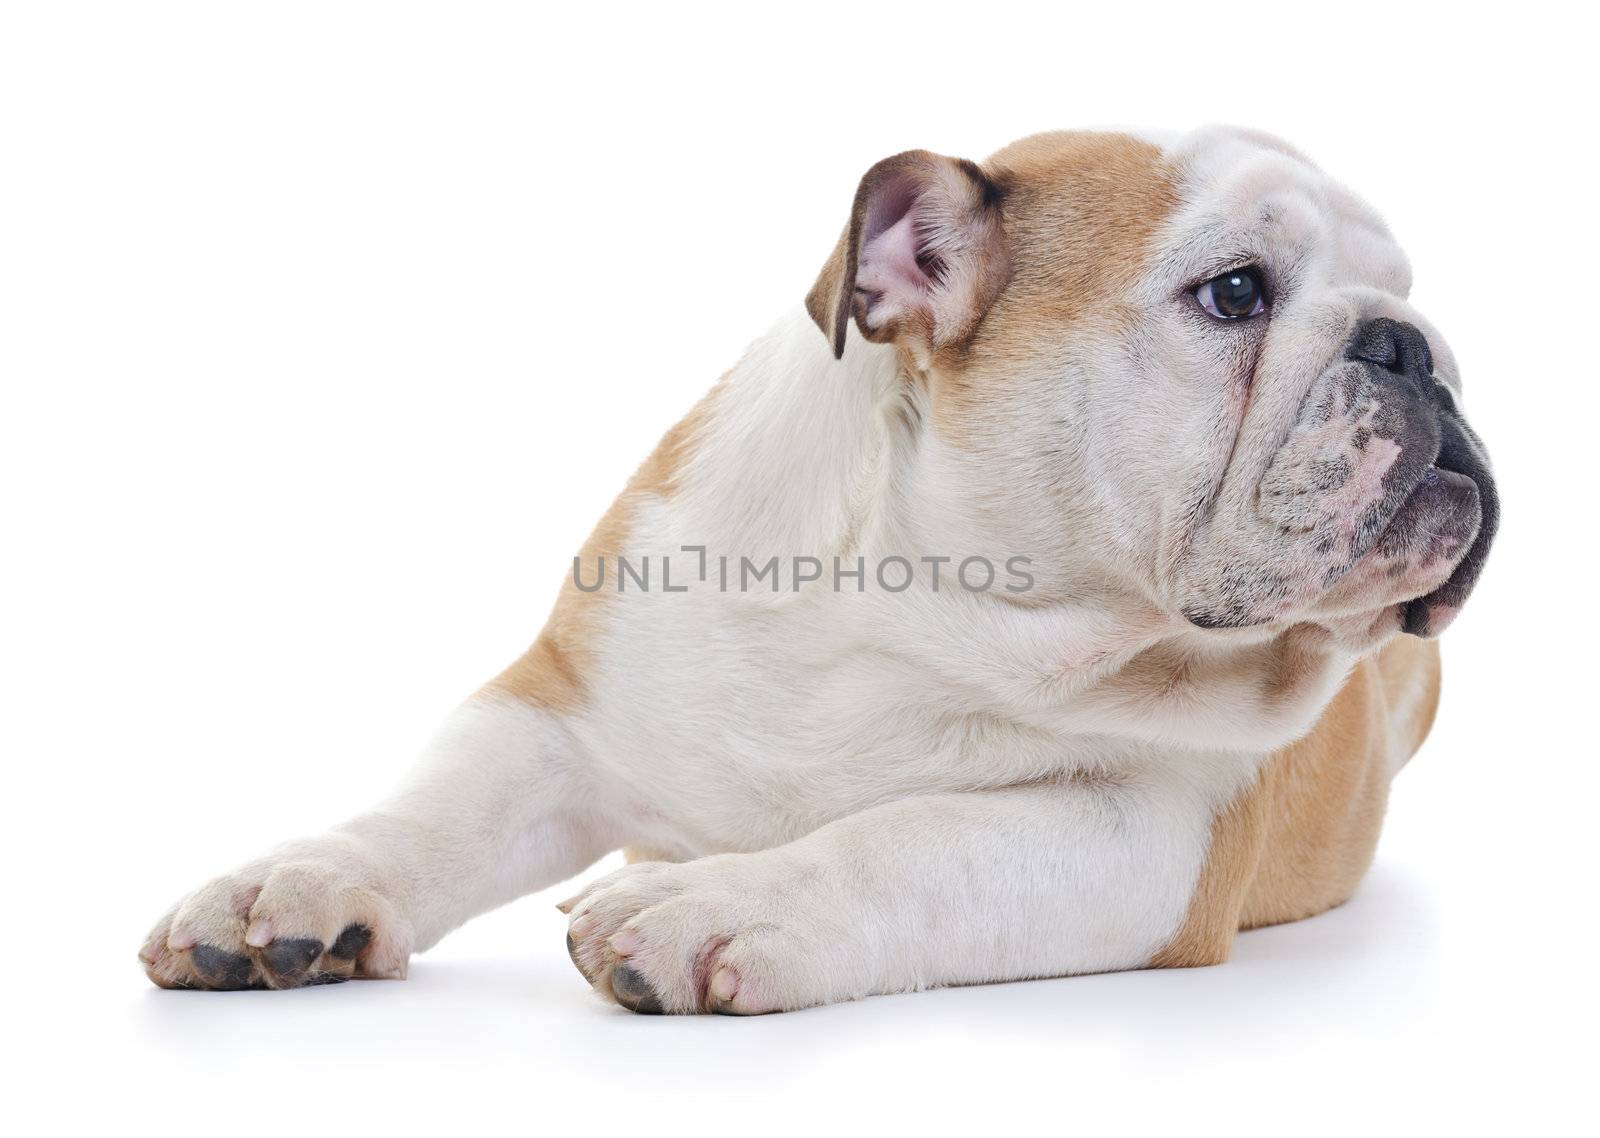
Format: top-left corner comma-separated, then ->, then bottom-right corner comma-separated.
610,963 -> 663,1014
569,915 -> 596,940
328,924 -> 372,960
190,944 -> 256,990
609,930 -> 642,956
263,937 -> 324,980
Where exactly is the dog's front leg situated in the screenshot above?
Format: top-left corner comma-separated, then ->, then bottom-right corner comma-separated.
565,769 -> 1254,1014
140,696 -> 613,989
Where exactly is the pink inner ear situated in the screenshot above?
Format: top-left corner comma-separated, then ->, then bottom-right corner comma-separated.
857,173 -> 937,319
860,211 -> 933,298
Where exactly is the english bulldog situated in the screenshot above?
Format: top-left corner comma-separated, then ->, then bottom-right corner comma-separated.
140,126 -> 1498,1013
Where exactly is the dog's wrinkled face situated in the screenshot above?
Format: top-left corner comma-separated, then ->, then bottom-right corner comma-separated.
808,127 -> 1498,647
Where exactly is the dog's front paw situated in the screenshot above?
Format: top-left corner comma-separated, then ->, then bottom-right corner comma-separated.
139,834 -> 412,991
563,854 -> 863,1015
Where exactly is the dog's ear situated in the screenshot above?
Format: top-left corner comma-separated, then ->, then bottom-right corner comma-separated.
805,150 -> 1009,361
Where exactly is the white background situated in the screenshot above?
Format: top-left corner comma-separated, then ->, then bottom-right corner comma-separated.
2,2 -> 1594,1133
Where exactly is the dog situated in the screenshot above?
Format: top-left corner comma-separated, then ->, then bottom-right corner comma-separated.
140,126 -> 1498,1013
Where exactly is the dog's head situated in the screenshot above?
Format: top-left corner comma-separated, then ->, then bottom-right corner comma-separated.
808,128 -> 1497,648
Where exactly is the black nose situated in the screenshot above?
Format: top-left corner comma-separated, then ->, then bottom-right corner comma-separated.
1348,317 -> 1434,383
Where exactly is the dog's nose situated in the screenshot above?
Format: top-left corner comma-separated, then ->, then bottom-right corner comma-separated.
1347,317 -> 1434,384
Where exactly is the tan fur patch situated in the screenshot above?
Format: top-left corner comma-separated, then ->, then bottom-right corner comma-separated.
483,384 -> 723,711
928,133 -> 1179,441
1149,637 -> 1442,967
980,132 -> 1179,325
1148,771 -> 1269,969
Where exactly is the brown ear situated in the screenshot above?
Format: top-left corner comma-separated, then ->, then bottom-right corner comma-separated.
805,150 -> 1009,361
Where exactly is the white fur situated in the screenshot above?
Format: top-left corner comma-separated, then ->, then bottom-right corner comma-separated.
143,127 -> 1471,1010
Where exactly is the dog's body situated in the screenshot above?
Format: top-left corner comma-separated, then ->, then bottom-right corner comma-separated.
141,127 -> 1496,1012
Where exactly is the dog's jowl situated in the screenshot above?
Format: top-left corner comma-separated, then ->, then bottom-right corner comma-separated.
140,127 -> 1498,1013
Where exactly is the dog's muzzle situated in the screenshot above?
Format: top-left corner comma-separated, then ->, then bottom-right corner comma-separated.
1350,320 -> 1497,637
1183,316 -> 1500,638
1340,318 -> 1500,636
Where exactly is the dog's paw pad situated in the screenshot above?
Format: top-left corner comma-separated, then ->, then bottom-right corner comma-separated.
328,923 -> 373,960
609,962 -> 664,1014
189,944 -> 258,990
261,937 -> 327,985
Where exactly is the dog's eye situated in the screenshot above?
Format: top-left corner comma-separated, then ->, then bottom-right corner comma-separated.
1194,268 -> 1266,320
